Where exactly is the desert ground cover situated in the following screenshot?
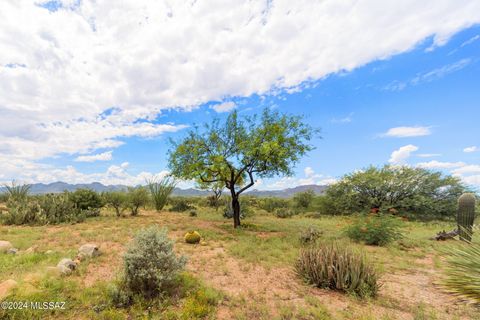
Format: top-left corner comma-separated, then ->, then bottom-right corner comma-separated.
1,205 -> 478,320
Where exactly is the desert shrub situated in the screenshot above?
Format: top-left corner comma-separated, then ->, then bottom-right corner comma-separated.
147,176 -> 176,211
0,193 -> 9,203
123,226 -> 187,298
442,241 -> 480,303
103,191 -> 128,217
169,197 -> 195,212
295,242 -> 379,298
293,190 -> 315,209
274,207 -> 297,218
3,181 -> 31,202
223,199 -> 252,219
2,193 -> 85,225
184,231 -> 201,244
126,187 -> 149,216
69,188 -> 103,212
259,197 -> 290,213
345,214 -> 404,246
299,227 -> 323,245
189,210 -> 197,217
310,195 -> 339,215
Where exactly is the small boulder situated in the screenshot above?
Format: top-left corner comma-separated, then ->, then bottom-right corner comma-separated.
57,258 -> 77,275
0,240 -> 13,253
0,279 -> 17,299
78,243 -> 100,258
7,248 -> 18,254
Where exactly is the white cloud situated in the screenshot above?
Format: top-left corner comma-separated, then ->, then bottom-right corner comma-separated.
210,101 -> 237,113
1,0 -> 480,181
75,151 -> 113,162
463,146 -> 478,153
264,167 -> 336,190
383,58 -> 472,90
331,113 -> 353,124
417,153 -> 441,158
451,164 -> 480,175
389,144 -> 418,164
383,126 -> 431,138
416,160 -> 466,169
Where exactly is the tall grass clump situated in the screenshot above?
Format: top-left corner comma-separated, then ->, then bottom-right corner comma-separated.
147,176 -> 176,211
122,226 -> 186,299
295,242 -> 379,298
442,241 -> 480,303
345,213 -> 404,246
3,181 -> 31,201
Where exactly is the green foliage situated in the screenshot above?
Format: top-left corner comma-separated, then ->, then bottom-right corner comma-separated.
310,195 -> 338,215
442,242 -> 480,304
123,226 -> 187,298
147,176 -> 176,211
293,190 -> 315,209
69,188 -> 103,216
258,197 -> 290,213
184,231 -> 201,244
324,165 -> 466,219
168,108 -> 317,227
169,197 -> 196,212
103,191 -> 128,217
299,227 -> 323,245
3,181 -> 31,201
274,207 -> 297,218
189,210 -> 197,217
126,187 -> 149,216
345,214 -> 404,246
2,193 -> 85,225
457,193 -> 476,242
295,242 -> 379,298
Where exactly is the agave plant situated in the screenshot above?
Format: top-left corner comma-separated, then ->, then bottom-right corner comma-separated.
146,176 -> 176,211
442,226 -> 480,303
3,180 -> 31,201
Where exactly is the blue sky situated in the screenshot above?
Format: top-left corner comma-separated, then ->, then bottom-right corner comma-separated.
0,1 -> 479,190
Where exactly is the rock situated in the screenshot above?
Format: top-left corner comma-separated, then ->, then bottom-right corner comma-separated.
7,248 -> 18,254
0,240 -> 13,253
78,243 -> 100,258
57,258 -> 77,275
0,279 -> 17,299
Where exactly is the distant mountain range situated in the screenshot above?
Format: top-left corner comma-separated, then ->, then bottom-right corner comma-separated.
0,182 -> 327,198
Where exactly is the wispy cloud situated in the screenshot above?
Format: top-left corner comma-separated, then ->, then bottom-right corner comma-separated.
382,126 -> 431,138
331,113 -> 354,124
461,35 -> 480,47
417,153 -> 441,158
389,145 -> 418,164
463,146 -> 478,153
416,160 -> 465,169
210,101 -> 237,113
383,58 -> 472,91
75,151 -> 113,162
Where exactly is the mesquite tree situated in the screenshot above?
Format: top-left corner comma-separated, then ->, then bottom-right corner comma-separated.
168,109 -> 317,228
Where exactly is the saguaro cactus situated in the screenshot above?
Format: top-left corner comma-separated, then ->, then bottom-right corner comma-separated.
457,193 -> 476,242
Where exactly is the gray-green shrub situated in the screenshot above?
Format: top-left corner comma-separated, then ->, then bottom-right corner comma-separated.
126,187 -> 149,216
295,242 -> 379,298
123,226 -> 186,298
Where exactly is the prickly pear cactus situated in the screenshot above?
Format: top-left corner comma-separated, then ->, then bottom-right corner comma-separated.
457,193 -> 476,242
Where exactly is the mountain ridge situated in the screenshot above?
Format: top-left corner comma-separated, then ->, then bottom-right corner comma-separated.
0,182 -> 327,198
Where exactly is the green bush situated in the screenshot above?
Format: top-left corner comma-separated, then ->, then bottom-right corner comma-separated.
258,197 -> 290,213
123,226 -> 186,298
126,187 -> 149,216
69,188 -> 103,212
293,190 -> 315,209
169,197 -> 195,212
299,227 -> 322,245
103,191 -> 128,217
147,176 -> 176,211
295,242 -> 379,298
223,200 -> 252,219
2,193 -> 85,225
274,207 -> 297,218
345,214 -> 404,246
442,242 -> 480,303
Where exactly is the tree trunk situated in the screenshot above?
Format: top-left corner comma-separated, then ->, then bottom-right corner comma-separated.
231,193 -> 241,228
